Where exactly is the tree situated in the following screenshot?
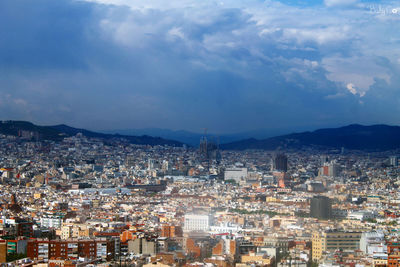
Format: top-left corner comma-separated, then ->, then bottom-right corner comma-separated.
6,252 -> 27,262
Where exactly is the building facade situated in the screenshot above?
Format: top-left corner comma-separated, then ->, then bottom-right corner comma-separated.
310,196 -> 332,220
184,214 -> 212,232
272,153 -> 288,172
312,231 -> 361,261
26,239 -> 114,262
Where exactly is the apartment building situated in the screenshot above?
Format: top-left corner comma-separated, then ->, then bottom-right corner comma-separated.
312,230 -> 361,261
26,238 -> 114,262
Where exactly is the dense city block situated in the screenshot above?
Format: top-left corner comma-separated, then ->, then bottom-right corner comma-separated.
0,133 -> 400,267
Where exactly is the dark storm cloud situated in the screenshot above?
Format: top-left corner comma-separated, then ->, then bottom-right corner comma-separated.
0,0 -> 399,133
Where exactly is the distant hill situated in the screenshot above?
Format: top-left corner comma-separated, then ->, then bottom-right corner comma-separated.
102,127 -> 289,146
221,124 -> 400,151
51,124 -> 183,146
0,121 -> 183,146
3,121 -> 399,150
0,120 -> 65,141
102,128 -> 207,146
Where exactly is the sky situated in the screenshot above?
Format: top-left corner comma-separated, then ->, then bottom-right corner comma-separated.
0,0 -> 400,134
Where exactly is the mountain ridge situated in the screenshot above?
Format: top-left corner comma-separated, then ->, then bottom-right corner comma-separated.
0,121 -> 183,146
220,124 -> 400,151
101,127 -> 290,146
2,121 -> 400,150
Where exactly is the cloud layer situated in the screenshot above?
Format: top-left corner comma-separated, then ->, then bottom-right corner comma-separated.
0,0 -> 399,133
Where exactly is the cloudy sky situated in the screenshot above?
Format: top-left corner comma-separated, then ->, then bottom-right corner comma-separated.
0,0 -> 399,134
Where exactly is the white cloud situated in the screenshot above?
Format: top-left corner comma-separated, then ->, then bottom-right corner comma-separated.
346,83 -> 357,94
282,26 -> 351,45
167,27 -> 185,40
259,27 -> 281,37
38,0 -> 400,103
322,56 -> 391,94
346,82 -> 366,97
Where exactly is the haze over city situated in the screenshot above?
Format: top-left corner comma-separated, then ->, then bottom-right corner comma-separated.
1,0 -> 400,134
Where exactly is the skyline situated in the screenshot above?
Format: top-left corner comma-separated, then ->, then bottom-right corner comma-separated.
1,0 -> 400,133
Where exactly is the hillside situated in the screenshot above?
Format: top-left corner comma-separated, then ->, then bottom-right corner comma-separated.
221,124 -> 400,151
0,121 -> 183,146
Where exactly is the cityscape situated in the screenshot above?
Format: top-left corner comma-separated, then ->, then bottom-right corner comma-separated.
0,122 -> 400,267
1,0 -> 400,266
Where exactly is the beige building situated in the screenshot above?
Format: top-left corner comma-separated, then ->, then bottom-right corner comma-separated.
263,236 -> 290,253
59,223 -> 93,239
128,238 -> 156,255
241,252 -> 274,266
312,230 -> 361,261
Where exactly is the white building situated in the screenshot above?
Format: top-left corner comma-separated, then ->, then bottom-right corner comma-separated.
224,168 -> 247,183
40,215 -> 63,229
210,223 -> 242,234
184,214 -> 212,232
360,231 -> 386,255
348,210 -> 376,221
